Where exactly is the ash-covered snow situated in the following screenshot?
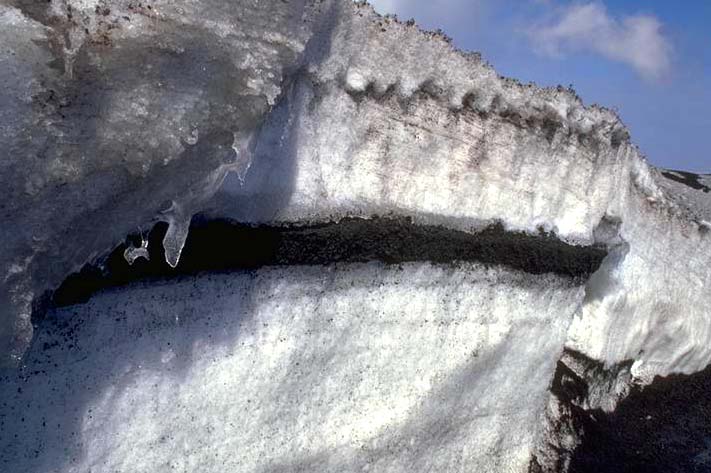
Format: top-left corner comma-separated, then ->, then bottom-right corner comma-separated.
657,169 -> 711,221
1,1 -> 711,472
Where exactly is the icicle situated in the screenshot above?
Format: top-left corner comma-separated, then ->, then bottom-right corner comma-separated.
162,203 -> 191,269
123,233 -> 150,265
231,131 -> 253,185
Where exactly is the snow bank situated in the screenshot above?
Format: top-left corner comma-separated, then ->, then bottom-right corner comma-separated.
1,264 -> 582,472
2,1 -> 711,471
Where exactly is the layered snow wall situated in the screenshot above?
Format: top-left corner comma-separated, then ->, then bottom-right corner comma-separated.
1,1 -> 710,472
216,1 -> 711,381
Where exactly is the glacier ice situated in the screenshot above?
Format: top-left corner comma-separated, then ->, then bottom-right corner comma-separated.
1,0 -> 710,471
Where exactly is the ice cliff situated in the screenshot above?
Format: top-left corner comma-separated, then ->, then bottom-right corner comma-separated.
1,1 -> 710,472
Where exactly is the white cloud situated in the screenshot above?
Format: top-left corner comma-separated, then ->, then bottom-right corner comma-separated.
529,2 -> 672,81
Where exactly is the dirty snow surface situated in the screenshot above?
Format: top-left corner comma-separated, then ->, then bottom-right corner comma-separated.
2,264 -> 581,473
1,1 -> 711,472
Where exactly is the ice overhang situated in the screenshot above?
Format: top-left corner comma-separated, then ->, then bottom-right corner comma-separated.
51,216 -> 607,309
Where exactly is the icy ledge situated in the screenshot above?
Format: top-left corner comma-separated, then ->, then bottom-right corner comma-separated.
1,1 -> 710,472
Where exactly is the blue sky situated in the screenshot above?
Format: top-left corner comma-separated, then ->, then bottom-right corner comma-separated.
368,0 -> 711,172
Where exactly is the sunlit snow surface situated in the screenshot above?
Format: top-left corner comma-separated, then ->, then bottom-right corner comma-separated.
1,264 -> 581,472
